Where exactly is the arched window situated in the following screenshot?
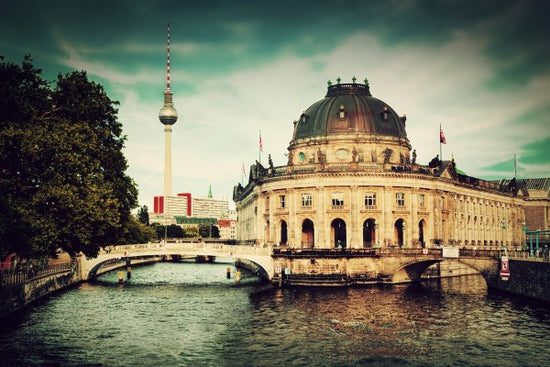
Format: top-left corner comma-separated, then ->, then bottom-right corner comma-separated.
331,218 -> 346,248
280,220 -> 288,246
363,218 -> 377,247
394,219 -> 405,247
419,219 -> 426,247
301,219 -> 314,248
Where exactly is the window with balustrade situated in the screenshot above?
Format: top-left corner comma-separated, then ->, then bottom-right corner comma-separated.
396,192 -> 405,207
419,193 -> 425,208
365,192 -> 377,208
332,192 -> 344,208
302,193 -> 312,207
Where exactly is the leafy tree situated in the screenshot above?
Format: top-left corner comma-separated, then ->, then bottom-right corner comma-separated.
0,57 -> 139,259
137,205 -> 150,225
198,224 -> 220,238
117,216 -> 156,244
183,226 -> 199,238
211,225 -> 220,238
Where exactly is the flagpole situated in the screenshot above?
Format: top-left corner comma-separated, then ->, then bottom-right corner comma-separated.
514,153 -> 517,178
259,129 -> 262,163
439,123 -> 442,162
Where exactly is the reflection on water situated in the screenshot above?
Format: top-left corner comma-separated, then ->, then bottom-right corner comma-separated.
1,263 -> 549,367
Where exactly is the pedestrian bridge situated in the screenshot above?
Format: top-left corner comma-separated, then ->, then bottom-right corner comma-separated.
80,242 -> 504,286
80,242 -> 273,280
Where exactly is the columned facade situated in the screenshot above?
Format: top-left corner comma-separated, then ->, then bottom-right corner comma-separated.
236,172 -> 526,250
234,81 -> 531,251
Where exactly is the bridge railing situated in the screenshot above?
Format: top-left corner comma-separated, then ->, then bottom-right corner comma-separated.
271,247 -> 508,259
508,249 -> 550,262
103,242 -> 271,256
0,260 -> 76,289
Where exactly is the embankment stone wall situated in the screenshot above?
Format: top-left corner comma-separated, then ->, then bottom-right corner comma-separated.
487,260 -> 550,302
0,269 -> 80,319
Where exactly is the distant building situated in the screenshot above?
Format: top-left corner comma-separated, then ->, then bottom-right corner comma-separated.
153,193 -> 192,217
218,210 -> 237,240
151,190 -> 234,239
234,80 -> 546,250
192,197 -> 229,220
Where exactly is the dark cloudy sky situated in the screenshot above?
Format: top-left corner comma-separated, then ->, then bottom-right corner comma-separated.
1,0 -> 549,208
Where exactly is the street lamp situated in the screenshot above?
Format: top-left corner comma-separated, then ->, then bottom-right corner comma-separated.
501,218 -> 507,250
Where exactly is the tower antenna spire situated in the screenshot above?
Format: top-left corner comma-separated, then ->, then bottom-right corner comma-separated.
159,23 -> 179,197
166,22 -> 171,90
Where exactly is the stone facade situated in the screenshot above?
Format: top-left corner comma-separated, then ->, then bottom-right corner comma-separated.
234,81 -> 532,251
236,168 -> 526,250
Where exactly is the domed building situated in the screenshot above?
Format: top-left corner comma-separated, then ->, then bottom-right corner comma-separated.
234,79 -> 529,251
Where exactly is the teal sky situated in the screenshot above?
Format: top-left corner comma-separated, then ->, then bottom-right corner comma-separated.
1,0 -> 549,209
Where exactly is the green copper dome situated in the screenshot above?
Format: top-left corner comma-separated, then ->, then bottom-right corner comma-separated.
292,82 -> 407,141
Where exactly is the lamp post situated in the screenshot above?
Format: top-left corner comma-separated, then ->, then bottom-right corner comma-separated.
501,218 -> 507,251
374,220 -> 379,248
402,222 -> 406,248
521,221 -> 529,255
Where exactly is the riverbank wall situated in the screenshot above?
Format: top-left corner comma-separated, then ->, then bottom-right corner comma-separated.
0,256 -> 164,320
0,263 -> 80,320
486,259 -> 550,303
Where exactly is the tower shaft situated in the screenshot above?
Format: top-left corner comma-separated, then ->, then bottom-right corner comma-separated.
164,125 -> 173,196
158,23 -> 179,197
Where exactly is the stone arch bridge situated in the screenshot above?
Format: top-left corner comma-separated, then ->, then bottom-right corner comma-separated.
80,242 -> 273,280
80,243 -> 503,286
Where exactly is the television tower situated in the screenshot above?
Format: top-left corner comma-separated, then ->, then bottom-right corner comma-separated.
158,23 -> 178,197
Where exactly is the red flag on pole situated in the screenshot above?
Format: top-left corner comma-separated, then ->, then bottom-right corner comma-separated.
259,131 -> 263,152
440,126 -> 447,144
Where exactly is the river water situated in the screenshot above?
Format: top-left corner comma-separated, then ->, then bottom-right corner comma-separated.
1,261 -> 549,366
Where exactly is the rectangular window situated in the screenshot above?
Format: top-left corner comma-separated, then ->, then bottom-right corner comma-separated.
419,194 -> 425,208
279,195 -> 286,208
302,193 -> 312,207
396,192 -> 405,207
332,192 -> 344,207
365,193 -> 377,207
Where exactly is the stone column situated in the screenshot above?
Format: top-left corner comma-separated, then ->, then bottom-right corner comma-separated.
288,189 -> 296,247
256,191 -> 265,246
383,187 -> 393,247
350,185 -> 360,248
411,188 -> 418,247
315,186 -> 326,248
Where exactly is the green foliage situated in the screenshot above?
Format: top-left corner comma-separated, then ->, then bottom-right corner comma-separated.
0,57 -> 140,259
154,224 -> 184,239
152,224 -> 199,239
183,226 -> 200,238
117,216 -> 156,245
198,224 -> 220,238
137,205 -> 150,225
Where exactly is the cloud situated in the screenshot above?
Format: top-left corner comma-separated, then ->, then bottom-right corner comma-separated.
5,0 -> 547,210
118,24 -> 549,209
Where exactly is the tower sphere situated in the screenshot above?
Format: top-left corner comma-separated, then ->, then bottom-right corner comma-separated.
159,104 -> 178,125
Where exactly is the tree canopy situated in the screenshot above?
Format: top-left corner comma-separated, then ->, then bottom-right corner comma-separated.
0,56 -> 139,259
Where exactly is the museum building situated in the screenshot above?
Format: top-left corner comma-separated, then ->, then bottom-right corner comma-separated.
233,80 -> 531,250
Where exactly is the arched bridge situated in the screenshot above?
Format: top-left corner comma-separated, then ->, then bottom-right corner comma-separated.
271,247 -> 503,286
80,242 -> 273,280
80,243 -> 503,286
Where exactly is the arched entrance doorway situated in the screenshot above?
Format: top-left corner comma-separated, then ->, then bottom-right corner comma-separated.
331,218 -> 346,248
280,220 -> 288,246
301,219 -> 314,248
419,219 -> 426,247
363,218 -> 376,247
394,219 -> 405,247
